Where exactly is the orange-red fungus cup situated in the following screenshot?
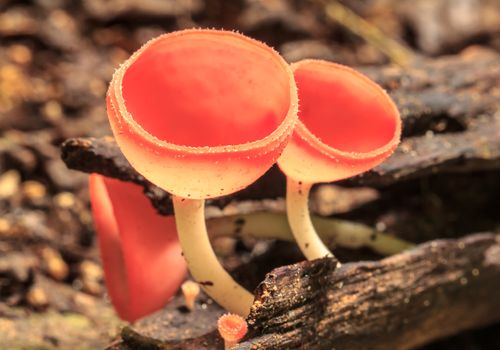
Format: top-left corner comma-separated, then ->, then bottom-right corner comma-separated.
107,29 -> 298,199
217,313 -> 248,344
90,175 -> 186,322
278,60 -> 401,183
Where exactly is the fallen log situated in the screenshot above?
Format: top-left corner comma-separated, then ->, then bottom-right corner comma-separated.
61,48 -> 500,349
61,113 -> 500,208
243,233 -> 500,349
110,232 -> 500,349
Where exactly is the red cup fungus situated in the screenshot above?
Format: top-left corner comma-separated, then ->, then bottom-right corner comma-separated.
278,59 -> 401,261
89,174 -> 187,322
106,29 -> 298,316
217,313 -> 248,349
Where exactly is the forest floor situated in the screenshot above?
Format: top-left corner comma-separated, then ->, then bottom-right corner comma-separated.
0,0 -> 499,349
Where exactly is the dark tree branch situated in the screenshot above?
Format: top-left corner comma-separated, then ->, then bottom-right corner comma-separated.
356,115 -> 500,186
61,113 -> 500,214
61,48 -> 500,214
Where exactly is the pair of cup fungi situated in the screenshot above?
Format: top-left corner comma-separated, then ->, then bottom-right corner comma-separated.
89,29 -> 401,325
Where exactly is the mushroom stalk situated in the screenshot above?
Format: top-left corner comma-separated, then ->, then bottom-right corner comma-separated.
207,212 -> 414,256
286,177 -> 337,261
277,60 -> 401,263
172,196 -> 254,317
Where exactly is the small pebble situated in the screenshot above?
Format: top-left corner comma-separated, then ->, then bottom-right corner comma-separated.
22,181 -> 46,201
41,247 -> 69,281
80,260 -> 103,295
41,100 -> 63,122
27,286 -> 48,308
54,192 -> 76,208
7,44 -> 32,65
0,170 -> 21,199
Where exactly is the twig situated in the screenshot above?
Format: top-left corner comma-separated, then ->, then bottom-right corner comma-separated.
318,0 -> 416,66
207,212 -> 414,256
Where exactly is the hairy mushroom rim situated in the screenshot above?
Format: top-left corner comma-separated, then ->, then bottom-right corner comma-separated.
278,59 -> 401,261
218,313 -> 248,349
292,59 -> 400,157
106,29 -> 298,316
121,31 -> 292,147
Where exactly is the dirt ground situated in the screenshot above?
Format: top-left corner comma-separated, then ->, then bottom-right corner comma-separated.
0,0 -> 499,349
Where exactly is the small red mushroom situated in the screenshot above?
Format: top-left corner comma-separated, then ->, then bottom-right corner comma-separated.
278,60 -> 401,261
89,174 -> 187,322
106,29 -> 298,316
217,313 -> 248,349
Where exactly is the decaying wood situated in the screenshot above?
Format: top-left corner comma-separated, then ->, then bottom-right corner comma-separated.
243,233 -> 500,349
360,47 -> 500,133
61,136 -> 285,215
61,48 -> 500,213
59,48 -> 500,349
357,115 -> 500,186
114,292 -> 225,350
109,232 -> 500,350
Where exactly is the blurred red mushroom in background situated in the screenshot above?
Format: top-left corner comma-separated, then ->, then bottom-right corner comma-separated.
106,29 -> 298,316
278,60 -> 401,261
89,174 -> 187,322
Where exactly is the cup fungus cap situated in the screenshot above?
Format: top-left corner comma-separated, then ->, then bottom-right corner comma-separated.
278,59 -> 401,184
107,29 -> 298,199
181,280 -> 200,311
217,313 -> 248,345
89,174 -> 187,322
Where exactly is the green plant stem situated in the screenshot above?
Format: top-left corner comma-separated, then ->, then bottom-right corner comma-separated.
207,211 -> 414,256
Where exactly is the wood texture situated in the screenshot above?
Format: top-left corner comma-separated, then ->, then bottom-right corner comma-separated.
109,233 -> 500,350
60,48 -> 500,349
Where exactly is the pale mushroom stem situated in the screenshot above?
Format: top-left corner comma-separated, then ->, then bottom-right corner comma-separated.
207,212 -> 414,256
286,177 -> 338,262
172,196 -> 254,317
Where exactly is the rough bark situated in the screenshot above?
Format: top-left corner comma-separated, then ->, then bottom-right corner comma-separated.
60,116 -> 500,214
61,113 -> 500,203
109,232 -> 500,350
243,233 -> 500,349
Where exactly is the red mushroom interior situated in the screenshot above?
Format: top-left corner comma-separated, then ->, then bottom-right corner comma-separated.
121,33 -> 291,147
294,64 -> 398,153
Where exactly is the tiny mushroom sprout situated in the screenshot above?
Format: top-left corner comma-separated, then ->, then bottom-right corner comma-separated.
217,313 -> 248,349
278,59 -> 401,262
181,280 -> 200,311
106,29 -> 298,316
89,174 -> 187,322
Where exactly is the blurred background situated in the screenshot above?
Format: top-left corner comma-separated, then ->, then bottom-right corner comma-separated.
0,0 -> 499,348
